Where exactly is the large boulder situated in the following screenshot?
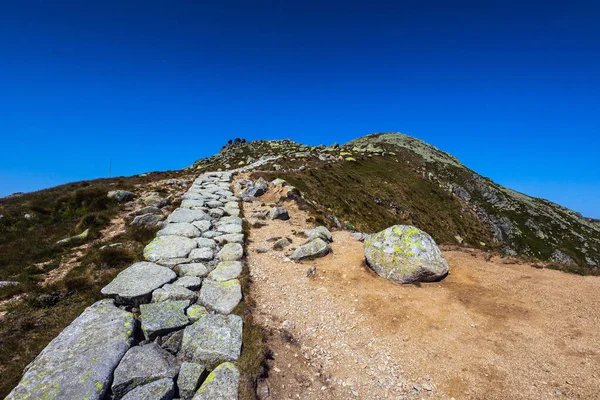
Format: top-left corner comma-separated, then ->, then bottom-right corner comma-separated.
364,225 -> 449,284
144,236 -> 198,262
6,299 -> 134,400
111,342 -> 179,399
289,238 -> 331,260
193,362 -> 240,400
180,314 -> 243,368
101,262 -> 176,306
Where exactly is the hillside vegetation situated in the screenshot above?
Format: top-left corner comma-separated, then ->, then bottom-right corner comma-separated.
192,133 -> 600,275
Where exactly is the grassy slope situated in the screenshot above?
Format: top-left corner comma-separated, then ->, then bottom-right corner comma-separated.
0,170 -> 188,397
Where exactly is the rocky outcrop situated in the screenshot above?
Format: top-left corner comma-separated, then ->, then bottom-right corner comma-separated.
364,225 -> 449,283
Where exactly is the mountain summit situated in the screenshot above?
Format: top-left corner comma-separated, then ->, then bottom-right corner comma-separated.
193,133 -> 600,273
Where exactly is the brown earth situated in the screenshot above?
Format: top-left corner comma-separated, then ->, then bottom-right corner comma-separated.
241,183 -> 600,400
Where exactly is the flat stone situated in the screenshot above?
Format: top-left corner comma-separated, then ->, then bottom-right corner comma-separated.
209,208 -> 225,218
192,220 -> 212,233
144,236 -> 198,262
208,261 -> 243,282
152,284 -> 197,303
206,200 -> 224,208
193,362 -> 240,400
112,342 -> 179,398
219,216 -> 243,225
141,300 -> 190,340
157,222 -> 200,238
214,234 -> 245,245
166,208 -> 211,223
217,243 -> 244,261
186,305 -> 209,323
198,279 -> 242,314
173,276 -> 203,290
180,314 -> 243,368
121,378 -> 175,400
222,207 -> 240,217
202,230 -> 222,239
189,247 -> 214,262
289,238 -> 331,260
181,199 -> 206,209
102,262 -> 176,306
177,362 -> 206,400
195,237 -> 217,249
175,263 -> 208,278
6,299 -> 134,400
217,224 -> 243,234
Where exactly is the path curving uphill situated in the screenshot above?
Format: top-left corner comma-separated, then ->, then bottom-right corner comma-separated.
7,171 -> 247,400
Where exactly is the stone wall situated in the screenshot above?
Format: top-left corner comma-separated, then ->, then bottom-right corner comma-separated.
7,171 -> 245,400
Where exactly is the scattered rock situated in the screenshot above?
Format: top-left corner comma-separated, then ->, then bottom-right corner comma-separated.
101,262 -> 176,306
273,237 -> 292,250
140,192 -> 167,208
198,279 -> 242,314
305,266 -> 317,278
247,177 -> 268,197
55,228 -> 90,246
364,225 -> 449,284
6,299 -> 134,400
111,342 -> 179,398
132,213 -> 164,227
270,206 -> 290,220
193,362 -> 240,399
290,238 -> 331,260
180,314 -> 243,368
108,190 -> 137,202
306,226 -> 333,242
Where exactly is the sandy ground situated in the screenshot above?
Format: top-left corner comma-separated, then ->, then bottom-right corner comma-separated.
241,183 -> 600,400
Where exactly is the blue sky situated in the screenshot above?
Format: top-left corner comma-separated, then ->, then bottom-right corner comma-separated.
0,1 -> 598,217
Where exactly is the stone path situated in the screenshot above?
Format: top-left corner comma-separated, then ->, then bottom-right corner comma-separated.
7,171 -> 246,400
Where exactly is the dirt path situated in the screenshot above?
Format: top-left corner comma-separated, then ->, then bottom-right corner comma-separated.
241,183 -> 600,400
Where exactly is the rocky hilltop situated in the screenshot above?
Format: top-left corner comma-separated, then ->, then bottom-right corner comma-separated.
192,133 -> 600,273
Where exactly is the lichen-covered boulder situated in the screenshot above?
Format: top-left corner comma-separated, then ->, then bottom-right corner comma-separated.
208,261 -> 242,282
140,300 -> 190,340
177,362 -> 206,400
173,276 -> 203,290
217,243 -> 244,261
101,262 -> 176,306
180,314 -> 243,368
198,279 -> 242,314
186,305 -> 209,323
289,238 -> 331,260
364,225 -> 449,284
175,263 -> 208,278
152,284 -> 197,303
144,236 -> 198,262
120,378 -> 174,400
112,343 -> 179,398
193,362 -> 240,400
306,226 -> 333,242
6,299 -> 134,400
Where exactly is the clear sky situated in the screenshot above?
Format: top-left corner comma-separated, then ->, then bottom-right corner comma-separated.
1,1 -> 598,217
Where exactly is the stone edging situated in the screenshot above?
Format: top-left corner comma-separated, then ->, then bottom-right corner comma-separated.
7,171 -> 245,400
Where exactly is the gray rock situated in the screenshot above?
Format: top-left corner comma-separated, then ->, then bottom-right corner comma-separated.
102,262 -> 176,306
131,213 -> 164,227
108,190 -> 137,202
173,276 -> 203,290
144,236 -> 198,262
289,238 -> 331,260
152,284 -> 197,303
112,342 -> 179,398
141,300 -> 190,340
181,199 -> 206,209
129,206 -> 161,217
166,208 -> 211,223
186,304 -> 209,323
177,362 -> 206,400
270,206 -> 289,220
306,226 -> 333,242
219,216 -> 243,225
217,223 -> 243,234
198,279 -> 242,314
550,249 -> 576,265
214,234 -> 245,245
162,330 -> 184,354
180,314 -> 243,368
246,177 -> 268,197
206,200 -> 224,208
222,207 -> 240,217
351,232 -> 370,242
364,225 -> 449,284
175,263 -> 208,278
140,192 -> 168,208
195,237 -> 217,249
193,362 -> 240,400
192,220 -> 212,233
208,261 -> 243,282
0,280 -> 19,288
157,222 -> 201,238
273,238 -> 291,250
189,247 -> 214,262
6,299 -> 134,400
217,243 -> 244,261
120,378 -> 174,400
